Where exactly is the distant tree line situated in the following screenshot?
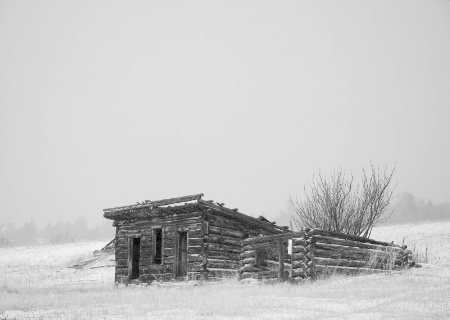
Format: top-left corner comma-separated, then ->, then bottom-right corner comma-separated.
387,192 -> 450,225
1,217 -> 115,246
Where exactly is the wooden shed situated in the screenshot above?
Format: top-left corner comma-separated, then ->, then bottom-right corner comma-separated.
103,193 -> 288,285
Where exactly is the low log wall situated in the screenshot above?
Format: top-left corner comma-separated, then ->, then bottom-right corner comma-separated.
239,232 -> 305,281
240,229 -> 412,281
303,229 -> 412,279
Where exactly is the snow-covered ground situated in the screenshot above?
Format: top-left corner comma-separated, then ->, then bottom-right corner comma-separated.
372,220 -> 450,266
1,222 -> 450,319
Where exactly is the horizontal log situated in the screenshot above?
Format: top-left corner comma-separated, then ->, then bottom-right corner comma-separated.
189,230 -> 203,238
292,246 -> 307,254
140,258 -> 153,265
241,242 -> 280,252
259,270 -> 279,278
116,259 -> 128,267
292,261 -> 307,270
208,226 -> 245,238
116,238 -> 128,245
240,250 -> 257,259
188,246 -> 203,254
239,265 -> 261,272
164,248 -> 175,256
314,264 -> 396,275
208,250 -> 239,260
148,264 -> 167,271
307,229 -> 402,248
189,238 -> 203,246
243,232 -> 304,245
208,217 -> 247,232
241,272 -> 259,279
313,257 -> 372,269
115,244 -> 128,250
310,235 -> 403,252
207,268 -> 239,273
314,243 -> 402,261
292,239 -> 308,247
115,251 -> 128,259
163,256 -> 174,264
208,234 -> 242,246
291,253 -> 306,261
207,261 -> 239,269
208,243 -> 241,254
188,264 -> 204,272
188,254 -> 203,262
242,257 -> 256,265
164,231 -> 175,238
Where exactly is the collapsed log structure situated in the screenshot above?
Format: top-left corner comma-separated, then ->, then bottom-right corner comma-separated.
240,228 -> 412,281
103,193 -> 288,285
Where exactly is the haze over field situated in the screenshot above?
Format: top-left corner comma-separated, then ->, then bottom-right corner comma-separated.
1,1 -> 449,229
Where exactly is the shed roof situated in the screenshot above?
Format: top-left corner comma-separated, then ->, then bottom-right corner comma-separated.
103,193 -> 288,234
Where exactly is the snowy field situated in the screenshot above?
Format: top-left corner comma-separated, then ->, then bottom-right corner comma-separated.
1,222 -> 450,319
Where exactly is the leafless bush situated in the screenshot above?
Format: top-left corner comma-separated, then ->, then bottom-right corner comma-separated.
290,164 -> 396,237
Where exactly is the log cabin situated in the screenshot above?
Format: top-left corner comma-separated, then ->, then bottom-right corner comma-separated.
103,193 -> 288,285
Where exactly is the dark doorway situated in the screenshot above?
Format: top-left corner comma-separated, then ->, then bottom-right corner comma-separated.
130,237 -> 141,280
176,231 -> 188,277
153,228 -> 163,264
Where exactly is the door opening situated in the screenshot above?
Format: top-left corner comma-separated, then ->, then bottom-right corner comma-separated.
176,231 -> 188,277
152,228 -> 163,264
130,237 -> 141,280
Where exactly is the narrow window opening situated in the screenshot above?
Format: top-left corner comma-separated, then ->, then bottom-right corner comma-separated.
153,228 -> 163,265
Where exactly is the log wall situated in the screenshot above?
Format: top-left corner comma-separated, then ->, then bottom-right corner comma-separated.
240,232 -> 305,281
204,213 -> 247,279
303,229 -> 411,279
114,211 -> 204,284
239,229 -> 412,282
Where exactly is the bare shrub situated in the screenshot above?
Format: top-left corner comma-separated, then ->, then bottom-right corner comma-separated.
290,164 -> 396,237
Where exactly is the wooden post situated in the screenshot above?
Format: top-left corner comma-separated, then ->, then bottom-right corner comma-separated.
278,239 -> 285,281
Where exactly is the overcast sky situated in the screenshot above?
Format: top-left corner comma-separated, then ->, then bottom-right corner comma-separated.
1,1 -> 449,228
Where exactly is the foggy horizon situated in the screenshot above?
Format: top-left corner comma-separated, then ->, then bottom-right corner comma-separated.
1,1 -> 449,230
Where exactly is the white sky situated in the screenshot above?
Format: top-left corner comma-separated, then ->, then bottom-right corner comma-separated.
1,1 -> 449,228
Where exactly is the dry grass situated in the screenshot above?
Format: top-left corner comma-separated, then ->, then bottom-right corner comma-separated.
1,223 -> 450,319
